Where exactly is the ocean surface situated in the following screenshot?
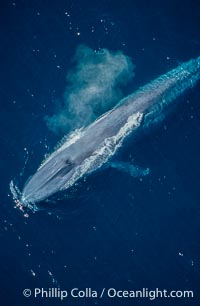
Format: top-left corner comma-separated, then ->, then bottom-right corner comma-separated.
1,0 -> 200,305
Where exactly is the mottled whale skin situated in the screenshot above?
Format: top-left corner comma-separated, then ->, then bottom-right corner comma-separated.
21,56 -> 200,206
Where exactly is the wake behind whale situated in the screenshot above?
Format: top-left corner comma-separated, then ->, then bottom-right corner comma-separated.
10,55 -> 200,209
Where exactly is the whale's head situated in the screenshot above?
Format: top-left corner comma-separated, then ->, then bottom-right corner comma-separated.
21,157 -> 77,206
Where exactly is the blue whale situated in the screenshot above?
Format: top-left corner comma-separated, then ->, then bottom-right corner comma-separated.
17,56 -> 200,207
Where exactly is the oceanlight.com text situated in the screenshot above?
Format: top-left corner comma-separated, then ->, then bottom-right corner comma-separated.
23,287 -> 194,300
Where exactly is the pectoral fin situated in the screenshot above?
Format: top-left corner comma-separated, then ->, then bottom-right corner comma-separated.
110,161 -> 150,178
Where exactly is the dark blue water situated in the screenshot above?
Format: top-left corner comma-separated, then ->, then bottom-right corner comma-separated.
1,0 -> 200,305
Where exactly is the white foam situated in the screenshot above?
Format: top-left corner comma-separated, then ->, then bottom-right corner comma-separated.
38,128 -> 85,170
9,180 -> 37,212
10,180 -> 21,200
62,112 -> 143,190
